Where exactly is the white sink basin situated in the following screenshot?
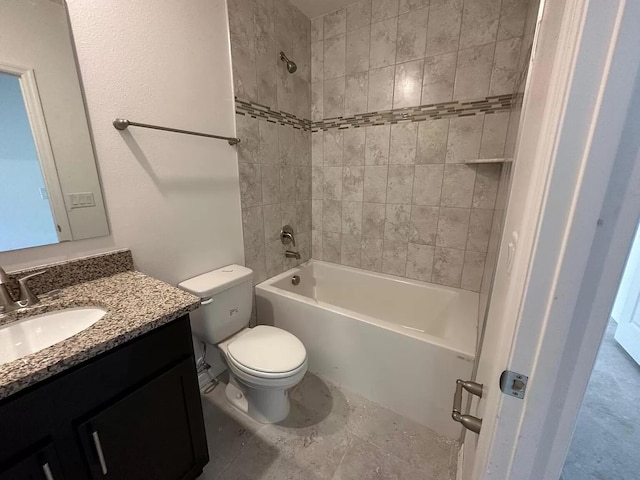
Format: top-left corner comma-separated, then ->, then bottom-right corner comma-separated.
0,307 -> 107,365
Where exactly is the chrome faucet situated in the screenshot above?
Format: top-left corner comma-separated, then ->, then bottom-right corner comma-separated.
0,266 -> 46,314
280,225 -> 296,247
285,250 -> 301,260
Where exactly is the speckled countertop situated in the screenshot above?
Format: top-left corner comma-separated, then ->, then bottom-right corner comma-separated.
0,270 -> 200,401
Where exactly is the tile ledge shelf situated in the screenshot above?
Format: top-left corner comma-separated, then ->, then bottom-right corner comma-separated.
465,157 -> 506,164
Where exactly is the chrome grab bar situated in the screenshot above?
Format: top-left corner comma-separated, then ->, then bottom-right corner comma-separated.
452,379 -> 484,434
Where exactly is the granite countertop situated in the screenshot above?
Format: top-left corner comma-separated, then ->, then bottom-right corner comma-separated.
0,270 -> 200,401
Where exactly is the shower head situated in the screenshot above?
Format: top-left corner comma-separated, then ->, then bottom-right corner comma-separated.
279,51 -> 297,74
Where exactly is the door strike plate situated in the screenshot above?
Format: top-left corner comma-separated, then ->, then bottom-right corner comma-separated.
500,370 -> 528,399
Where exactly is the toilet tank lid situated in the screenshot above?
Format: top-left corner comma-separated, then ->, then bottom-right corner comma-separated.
178,264 -> 253,298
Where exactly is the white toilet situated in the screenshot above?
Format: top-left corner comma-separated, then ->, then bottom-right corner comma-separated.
178,265 -> 307,424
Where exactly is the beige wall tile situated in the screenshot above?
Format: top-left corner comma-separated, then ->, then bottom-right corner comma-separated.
345,73 -> 370,115
323,199 -> 342,232
412,164 -> 444,206
344,128 -> 367,165
364,166 -> 389,202
480,112 -> 510,159
399,0 -> 428,14
466,208 -> 493,252
370,18 -> 398,68
461,250 -> 487,291
242,205 -> 264,250
347,0 -> 373,31
324,77 -> 346,118
406,243 -> 435,281
343,166 -> 365,201
368,66 -> 395,111
472,164 -> 501,209
390,123 -> 418,164
386,165 -> 415,204
409,205 -> 439,245
393,60 -> 424,108
432,247 -> 464,287
341,234 -> 362,267
446,115 -> 483,163
365,125 -> 391,165
324,8 -> 346,38
372,0 -> 399,22
396,8 -> 428,63
361,237 -> 384,271
382,242 -> 408,276
425,0 -> 463,56
441,164 -> 477,208
362,203 -> 387,238
239,163 -> 262,208
490,37 -> 522,95
323,166 -> 343,200
323,232 -> 342,262
384,204 -> 412,242
417,120 -> 449,164
342,201 -> 364,236
324,129 -> 344,166
346,26 -> 371,75
453,44 -> 495,100
459,0 -> 501,49
436,207 -> 470,249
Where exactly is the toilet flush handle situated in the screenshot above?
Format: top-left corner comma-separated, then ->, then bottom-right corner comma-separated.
201,298 -> 213,305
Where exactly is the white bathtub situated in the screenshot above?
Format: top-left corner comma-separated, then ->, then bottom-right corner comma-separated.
255,260 -> 478,439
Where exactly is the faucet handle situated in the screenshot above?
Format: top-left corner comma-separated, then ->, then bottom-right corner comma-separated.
280,225 -> 296,247
17,271 -> 46,306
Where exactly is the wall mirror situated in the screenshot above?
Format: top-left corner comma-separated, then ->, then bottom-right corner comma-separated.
0,0 -> 109,253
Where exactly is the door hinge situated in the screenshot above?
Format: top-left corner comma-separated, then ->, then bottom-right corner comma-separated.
500,370 -> 528,399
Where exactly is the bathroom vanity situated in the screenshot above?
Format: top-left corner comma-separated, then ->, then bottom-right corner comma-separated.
0,251 -> 208,480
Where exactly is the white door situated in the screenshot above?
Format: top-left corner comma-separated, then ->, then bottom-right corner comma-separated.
614,225 -> 640,364
460,0 -> 640,479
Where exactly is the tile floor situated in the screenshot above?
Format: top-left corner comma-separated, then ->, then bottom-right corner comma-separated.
560,320 -> 640,480
198,372 -> 459,480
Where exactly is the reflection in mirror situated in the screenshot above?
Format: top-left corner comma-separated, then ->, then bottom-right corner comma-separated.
0,0 -> 109,253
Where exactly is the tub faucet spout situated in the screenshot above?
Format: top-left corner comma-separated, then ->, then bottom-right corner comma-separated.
285,250 -> 301,260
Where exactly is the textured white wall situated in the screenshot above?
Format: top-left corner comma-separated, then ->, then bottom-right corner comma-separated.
0,0 -> 244,286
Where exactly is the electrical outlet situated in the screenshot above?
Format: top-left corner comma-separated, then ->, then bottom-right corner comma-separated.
67,192 -> 95,209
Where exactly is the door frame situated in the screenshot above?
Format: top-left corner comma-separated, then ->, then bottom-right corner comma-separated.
473,0 -> 640,478
0,62 -> 72,242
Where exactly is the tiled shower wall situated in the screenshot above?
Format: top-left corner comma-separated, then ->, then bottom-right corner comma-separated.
310,0 -> 530,291
228,0 -> 312,286
477,0 -> 541,342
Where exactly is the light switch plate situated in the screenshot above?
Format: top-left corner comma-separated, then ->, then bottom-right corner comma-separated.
67,192 -> 96,209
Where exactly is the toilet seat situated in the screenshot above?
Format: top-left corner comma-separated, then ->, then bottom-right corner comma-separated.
226,325 -> 307,379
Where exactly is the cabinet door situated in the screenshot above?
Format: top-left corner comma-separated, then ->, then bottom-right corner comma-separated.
78,360 -> 207,480
0,444 -> 64,480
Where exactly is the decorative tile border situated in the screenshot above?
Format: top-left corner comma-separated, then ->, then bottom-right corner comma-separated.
235,99 -> 311,130
235,94 -> 516,133
312,94 -> 515,132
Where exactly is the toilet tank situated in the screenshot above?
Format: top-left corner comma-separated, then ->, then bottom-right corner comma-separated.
178,265 -> 253,344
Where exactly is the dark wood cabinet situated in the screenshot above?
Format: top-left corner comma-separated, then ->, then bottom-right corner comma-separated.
0,444 -> 64,480
0,316 -> 208,480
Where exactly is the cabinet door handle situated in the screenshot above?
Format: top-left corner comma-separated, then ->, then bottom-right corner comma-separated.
41,462 -> 55,480
91,430 -> 108,475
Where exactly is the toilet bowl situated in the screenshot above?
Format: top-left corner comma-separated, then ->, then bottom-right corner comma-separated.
178,265 -> 307,424
219,325 -> 307,423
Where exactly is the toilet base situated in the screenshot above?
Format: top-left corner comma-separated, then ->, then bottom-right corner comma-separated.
225,374 -> 291,424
